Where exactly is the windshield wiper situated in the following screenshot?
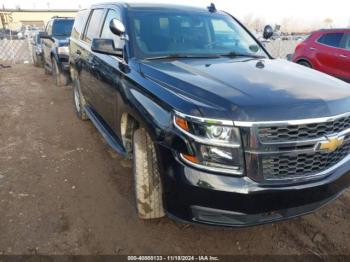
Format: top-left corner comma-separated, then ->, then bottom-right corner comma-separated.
220,51 -> 265,59
144,54 -> 221,61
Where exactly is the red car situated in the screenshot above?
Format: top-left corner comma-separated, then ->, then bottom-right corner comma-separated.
292,29 -> 350,82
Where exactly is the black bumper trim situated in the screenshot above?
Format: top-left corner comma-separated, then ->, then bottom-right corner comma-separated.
190,188 -> 345,227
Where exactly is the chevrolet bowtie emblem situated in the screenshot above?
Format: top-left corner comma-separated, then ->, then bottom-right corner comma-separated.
317,136 -> 345,152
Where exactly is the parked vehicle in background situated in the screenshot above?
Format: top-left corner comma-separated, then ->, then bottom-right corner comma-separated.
292,29 -> 350,82
70,3 -> 350,227
41,17 -> 74,86
31,32 -> 44,67
17,26 -> 40,40
17,31 -> 25,39
0,29 -> 19,40
25,27 -> 41,39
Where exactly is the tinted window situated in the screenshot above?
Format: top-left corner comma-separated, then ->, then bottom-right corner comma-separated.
71,10 -> 90,39
129,10 -> 266,59
84,9 -> 105,43
101,9 -> 122,48
318,33 -> 344,48
52,20 -> 74,36
345,34 -> 350,50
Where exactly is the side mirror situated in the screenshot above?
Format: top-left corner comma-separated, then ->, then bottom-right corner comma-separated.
263,25 -> 274,40
91,38 -> 123,57
109,19 -> 125,36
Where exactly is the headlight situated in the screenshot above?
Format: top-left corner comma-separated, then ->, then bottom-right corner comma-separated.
57,46 -> 69,55
174,112 -> 244,175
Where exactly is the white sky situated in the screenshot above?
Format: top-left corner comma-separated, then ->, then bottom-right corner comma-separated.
0,0 -> 349,27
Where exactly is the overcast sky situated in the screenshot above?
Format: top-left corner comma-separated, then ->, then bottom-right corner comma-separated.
1,0 -> 349,27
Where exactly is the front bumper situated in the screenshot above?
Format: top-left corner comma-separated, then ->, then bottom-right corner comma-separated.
158,145 -> 350,227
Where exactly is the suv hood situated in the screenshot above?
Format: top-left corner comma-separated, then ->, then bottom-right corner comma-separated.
139,58 -> 350,121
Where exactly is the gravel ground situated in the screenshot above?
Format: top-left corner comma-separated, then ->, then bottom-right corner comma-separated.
0,64 -> 350,256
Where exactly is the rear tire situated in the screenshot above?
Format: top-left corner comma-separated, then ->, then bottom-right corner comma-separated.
133,128 -> 165,219
73,76 -> 89,121
297,60 -> 312,68
33,53 -> 40,67
52,58 -> 69,86
44,63 -> 50,75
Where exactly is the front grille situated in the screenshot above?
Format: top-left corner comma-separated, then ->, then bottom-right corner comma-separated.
262,139 -> 350,180
258,115 -> 350,143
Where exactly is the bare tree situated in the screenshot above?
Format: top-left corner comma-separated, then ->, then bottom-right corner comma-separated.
323,18 -> 333,29
242,14 -> 266,32
0,13 -> 6,30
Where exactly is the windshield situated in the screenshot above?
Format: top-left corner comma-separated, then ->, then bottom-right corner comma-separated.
52,20 -> 74,36
128,10 -> 267,59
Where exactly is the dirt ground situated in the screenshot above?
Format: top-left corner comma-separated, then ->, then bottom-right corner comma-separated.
1,64 -> 350,256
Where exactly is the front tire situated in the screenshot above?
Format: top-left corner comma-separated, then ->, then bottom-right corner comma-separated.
33,53 -> 40,67
297,60 -> 312,68
133,128 -> 165,219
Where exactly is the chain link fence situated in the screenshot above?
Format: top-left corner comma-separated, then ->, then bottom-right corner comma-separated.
265,40 -> 299,59
0,33 -> 298,66
0,38 -> 33,65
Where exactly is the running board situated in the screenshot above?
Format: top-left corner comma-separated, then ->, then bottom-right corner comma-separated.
83,105 -> 127,157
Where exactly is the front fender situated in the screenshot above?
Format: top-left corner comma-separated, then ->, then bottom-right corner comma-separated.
118,74 -> 188,154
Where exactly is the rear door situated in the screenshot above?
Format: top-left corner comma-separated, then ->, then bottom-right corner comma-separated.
315,32 -> 345,78
70,9 -> 90,86
79,9 -> 106,108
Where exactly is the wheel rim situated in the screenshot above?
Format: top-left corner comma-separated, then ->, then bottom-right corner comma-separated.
74,86 -> 81,113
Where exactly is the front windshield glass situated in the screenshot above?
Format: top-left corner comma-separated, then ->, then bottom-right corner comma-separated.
128,10 -> 267,59
52,20 -> 74,36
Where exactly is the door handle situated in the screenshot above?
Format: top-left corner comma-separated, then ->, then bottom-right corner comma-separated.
339,54 -> 348,58
309,47 -> 316,51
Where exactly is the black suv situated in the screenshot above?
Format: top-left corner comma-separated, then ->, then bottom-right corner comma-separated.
69,3 -> 350,227
41,17 -> 74,86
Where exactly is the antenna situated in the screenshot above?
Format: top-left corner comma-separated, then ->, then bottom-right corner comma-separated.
207,3 -> 217,13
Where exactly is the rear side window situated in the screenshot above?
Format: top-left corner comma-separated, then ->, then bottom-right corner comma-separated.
318,33 -> 344,48
71,10 -> 90,39
345,34 -> 350,50
83,9 -> 105,43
